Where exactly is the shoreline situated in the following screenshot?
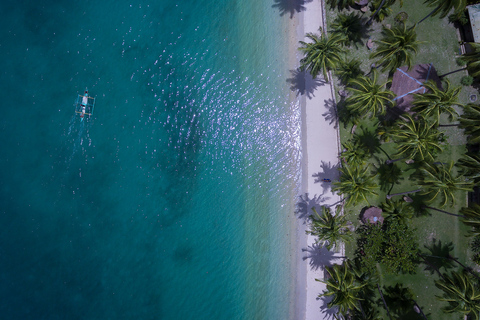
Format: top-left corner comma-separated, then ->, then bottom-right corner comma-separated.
290,0 -> 343,319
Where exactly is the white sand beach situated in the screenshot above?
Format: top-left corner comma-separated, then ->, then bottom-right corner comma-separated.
293,0 -> 344,319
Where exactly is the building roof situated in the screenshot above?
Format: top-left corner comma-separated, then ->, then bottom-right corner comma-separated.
468,4 -> 480,43
390,63 -> 442,113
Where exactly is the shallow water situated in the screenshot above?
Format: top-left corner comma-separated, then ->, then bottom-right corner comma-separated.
0,0 -> 301,319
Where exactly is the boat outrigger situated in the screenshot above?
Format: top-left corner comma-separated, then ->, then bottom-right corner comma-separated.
74,88 -> 95,121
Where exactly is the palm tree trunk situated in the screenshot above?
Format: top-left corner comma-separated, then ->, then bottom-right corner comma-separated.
417,5 -> 440,25
422,205 -> 465,218
411,299 -> 428,320
378,146 -> 392,161
386,189 -> 421,199
385,157 -> 406,164
377,284 -> 394,320
439,67 -> 467,78
438,123 -> 460,127
448,255 -> 480,282
367,0 -> 387,25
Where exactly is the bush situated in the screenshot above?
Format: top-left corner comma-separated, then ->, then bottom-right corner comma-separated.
355,220 -> 419,275
395,12 -> 408,24
448,11 -> 469,25
461,76 -> 474,86
456,57 -> 467,67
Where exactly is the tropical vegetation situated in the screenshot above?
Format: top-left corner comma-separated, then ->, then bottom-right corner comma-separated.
299,29 -> 346,80
369,22 -> 420,73
298,0 -> 480,318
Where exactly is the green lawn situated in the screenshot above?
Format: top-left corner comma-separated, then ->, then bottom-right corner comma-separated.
323,2 -> 477,319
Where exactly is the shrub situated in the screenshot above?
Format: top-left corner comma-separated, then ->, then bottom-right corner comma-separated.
395,12 -> 408,24
461,75 -> 474,86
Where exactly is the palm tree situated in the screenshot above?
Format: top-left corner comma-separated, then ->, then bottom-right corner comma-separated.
388,114 -> 444,161
418,161 -> 473,207
457,153 -> 480,185
318,261 -> 366,316
368,0 -> 404,25
345,72 -> 394,119
336,58 -> 364,85
370,23 -> 420,73
333,164 -> 378,207
438,42 -> 480,78
331,12 -> 365,47
306,206 -> 352,251
434,269 -> 480,320
341,139 -> 369,167
462,42 -> 480,79
419,0 -> 467,24
380,198 -> 414,223
459,103 -> 480,144
460,204 -> 480,238
299,29 -> 346,80
411,79 -> 462,124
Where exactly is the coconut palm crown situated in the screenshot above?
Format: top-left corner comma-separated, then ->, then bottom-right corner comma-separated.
331,12 -> 365,47
333,164 -> 378,207
459,103 -> 480,144
457,153 -> 480,185
307,206 -> 352,251
462,42 -> 480,79
424,0 -> 467,19
345,72 -> 394,119
299,29 -> 346,80
370,23 -> 420,73
435,269 -> 480,320
460,204 -> 480,238
388,114 -> 444,161
412,79 -> 462,124
418,161 -> 473,207
318,262 -> 366,315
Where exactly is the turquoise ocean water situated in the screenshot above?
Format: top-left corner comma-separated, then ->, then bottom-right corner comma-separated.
0,0 -> 301,319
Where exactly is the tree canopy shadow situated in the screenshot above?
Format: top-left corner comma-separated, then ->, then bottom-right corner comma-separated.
322,98 -> 339,129
408,193 -> 432,217
373,161 -> 404,193
302,242 -> 343,272
381,283 -> 428,320
421,238 -> 456,275
312,161 -> 341,195
353,125 -> 382,155
272,0 -> 313,18
287,69 -> 327,99
295,193 -> 330,223
336,98 -> 361,129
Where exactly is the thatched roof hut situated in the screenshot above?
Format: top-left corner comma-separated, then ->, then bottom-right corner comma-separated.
390,64 -> 442,113
361,206 -> 384,224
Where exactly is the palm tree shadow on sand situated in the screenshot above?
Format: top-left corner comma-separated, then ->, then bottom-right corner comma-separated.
312,160 -> 341,195
322,98 -> 339,129
295,193 -> 330,224
272,0 -> 313,18
287,69 -> 327,99
302,242 -> 344,272
319,296 -> 338,320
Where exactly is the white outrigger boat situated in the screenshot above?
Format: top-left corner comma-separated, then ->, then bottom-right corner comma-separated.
74,88 -> 95,121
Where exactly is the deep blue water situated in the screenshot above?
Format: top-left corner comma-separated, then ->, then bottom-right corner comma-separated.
0,0 -> 300,319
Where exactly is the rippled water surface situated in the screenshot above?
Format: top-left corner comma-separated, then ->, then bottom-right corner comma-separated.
0,0 -> 300,319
